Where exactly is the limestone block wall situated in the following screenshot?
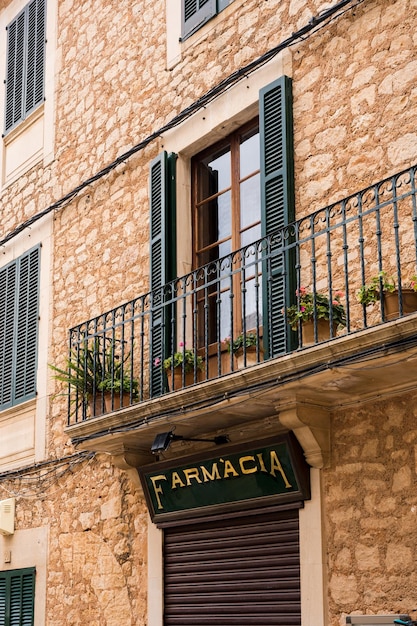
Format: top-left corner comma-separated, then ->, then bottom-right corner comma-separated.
0,456 -> 148,626
0,0 -> 416,624
325,390 -> 417,624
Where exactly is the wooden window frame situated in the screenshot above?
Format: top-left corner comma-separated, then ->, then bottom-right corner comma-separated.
191,119 -> 260,343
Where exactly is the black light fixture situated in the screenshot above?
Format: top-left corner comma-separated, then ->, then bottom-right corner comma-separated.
151,431 -> 229,454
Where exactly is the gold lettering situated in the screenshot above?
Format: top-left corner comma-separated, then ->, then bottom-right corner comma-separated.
171,471 -> 186,489
201,463 -> 221,482
183,467 -> 202,486
149,474 -> 167,510
239,455 -> 257,474
256,452 -> 268,473
269,451 -> 292,488
223,459 -> 239,478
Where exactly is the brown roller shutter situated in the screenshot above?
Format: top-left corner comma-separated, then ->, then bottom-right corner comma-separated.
164,507 -> 300,625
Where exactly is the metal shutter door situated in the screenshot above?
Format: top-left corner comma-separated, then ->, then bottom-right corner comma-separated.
164,508 -> 300,626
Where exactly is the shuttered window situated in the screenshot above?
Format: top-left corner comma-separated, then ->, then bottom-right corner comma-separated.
182,0 -> 233,40
0,567 -> 35,626
4,0 -> 46,134
149,75 -> 295,374
164,508 -> 301,625
192,121 -> 261,345
0,247 -> 40,410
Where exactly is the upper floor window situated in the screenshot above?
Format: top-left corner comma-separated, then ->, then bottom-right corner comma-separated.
0,246 -> 40,410
4,0 -> 46,134
182,0 -> 233,40
192,122 -> 261,342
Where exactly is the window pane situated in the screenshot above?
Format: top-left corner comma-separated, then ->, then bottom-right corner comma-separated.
200,148 -> 231,198
240,131 -> 260,179
241,223 -> 261,248
240,173 -> 260,231
196,190 -> 231,256
243,276 -> 263,329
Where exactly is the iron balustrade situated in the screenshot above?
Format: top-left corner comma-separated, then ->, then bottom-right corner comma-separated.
66,164 -> 417,425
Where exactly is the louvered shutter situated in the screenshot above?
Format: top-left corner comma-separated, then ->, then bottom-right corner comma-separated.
164,508 -> 301,625
5,11 -> 26,132
149,152 -> 177,396
25,0 -> 46,116
260,76 -> 296,359
14,247 -> 40,403
0,576 -> 6,626
4,0 -> 45,134
0,247 -> 40,410
0,568 -> 35,626
0,264 -> 17,407
182,0 -> 216,40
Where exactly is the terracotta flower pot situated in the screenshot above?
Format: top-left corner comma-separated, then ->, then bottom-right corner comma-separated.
89,391 -> 130,416
301,319 -> 338,346
234,345 -> 264,369
166,368 -> 199,391
383,289 -> 417,321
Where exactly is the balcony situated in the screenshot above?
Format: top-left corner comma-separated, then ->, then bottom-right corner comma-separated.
65,164 -> 417,467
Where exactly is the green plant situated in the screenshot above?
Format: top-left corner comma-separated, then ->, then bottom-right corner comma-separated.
223,332 -> 259,354
357,271 -> 417,306
163,343 -> 204,373
285,287 -> 346,330
97,375 -> 139,397
50,338 -> 138,402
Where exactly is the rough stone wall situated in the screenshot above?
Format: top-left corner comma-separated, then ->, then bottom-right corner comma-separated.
0,0 -> 416,624
292,0 -> 417,214
325,390 -> 417,624
0,456 -> 148,626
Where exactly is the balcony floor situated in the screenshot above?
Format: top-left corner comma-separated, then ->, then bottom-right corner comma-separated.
66,313 -> 417,468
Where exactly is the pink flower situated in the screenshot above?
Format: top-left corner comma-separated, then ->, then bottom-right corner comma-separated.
154,357 -> 161,367
300,306 -> 306,312
179,341 -> 184,347
295,286 -> 307,296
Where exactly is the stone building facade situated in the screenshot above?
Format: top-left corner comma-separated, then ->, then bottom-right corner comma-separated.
0,0 -> 416,624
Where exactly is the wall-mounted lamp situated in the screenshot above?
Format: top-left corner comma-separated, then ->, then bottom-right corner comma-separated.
151,431 -> 230,454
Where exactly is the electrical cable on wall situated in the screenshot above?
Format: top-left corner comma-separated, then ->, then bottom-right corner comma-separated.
0,0 -> 363,250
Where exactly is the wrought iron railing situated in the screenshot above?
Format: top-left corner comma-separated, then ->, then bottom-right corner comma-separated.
66,164 -> 417,425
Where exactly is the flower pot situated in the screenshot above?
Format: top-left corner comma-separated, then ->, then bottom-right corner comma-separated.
234,345 -> 264,369
166,369 -> 200,391
104,391 -> 131,413
301,319 -> 338,346
383,289 -> 417,321
89,392 -> 130,416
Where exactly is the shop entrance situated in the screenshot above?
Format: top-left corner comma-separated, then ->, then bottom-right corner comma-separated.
163,506 -> 301,626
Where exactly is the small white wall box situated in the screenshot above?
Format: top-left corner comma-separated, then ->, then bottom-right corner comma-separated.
346,616 -> 411,625
0,498 -> 15,535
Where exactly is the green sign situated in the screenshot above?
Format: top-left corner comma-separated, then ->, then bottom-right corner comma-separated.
140,434 -> 310,523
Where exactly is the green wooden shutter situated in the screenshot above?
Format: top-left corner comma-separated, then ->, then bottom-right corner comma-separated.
5,0 -> 46,133
149,152 -> 177,396
0,247 -> 40,410
260,75 -> 296,358
14,247 -> 40,403
0,568 -> 35,626
5,11 -> 26,132
25,0 -> 46,116
0,264 -> 17,407
182,0 -> 216,40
